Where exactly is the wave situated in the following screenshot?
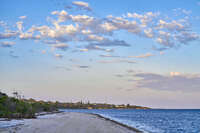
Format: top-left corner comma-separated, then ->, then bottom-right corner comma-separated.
95,113 -> 163,133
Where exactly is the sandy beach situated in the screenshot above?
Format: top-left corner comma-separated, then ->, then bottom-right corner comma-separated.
0,112 -> 141,133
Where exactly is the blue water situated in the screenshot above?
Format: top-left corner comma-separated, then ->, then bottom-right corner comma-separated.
61,109 -> 200,133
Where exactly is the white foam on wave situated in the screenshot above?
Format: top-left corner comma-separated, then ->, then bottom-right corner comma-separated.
0,119 -> 24,128
97,113 -> 163,133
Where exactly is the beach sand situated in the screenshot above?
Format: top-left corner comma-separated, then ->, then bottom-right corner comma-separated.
0,112 -> 141,133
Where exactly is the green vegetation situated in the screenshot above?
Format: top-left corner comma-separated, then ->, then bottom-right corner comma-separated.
0,92 -> 58,119
55,101 -> 150,109
0,91 -> 150,119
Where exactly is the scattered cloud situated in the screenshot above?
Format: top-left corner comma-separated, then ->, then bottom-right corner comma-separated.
128,53 -> 154,58
41,50 -> 46,54
19,16 -> 27,19
99,59 -> 136,64
52,43 -> 69,51
79,48 -> 89,52
72,1 -> 91,11
85,45 -> 114,52
10,54 -> 19,58
88,39 -> 131,47
9,51 -> 19,58
99,54 -> 120,58
0,41 -> 16,47
159,51 -> 165,55
170,72 -> 181,76
130,72 -> 200,91
0,2 -> 199,57
77,65 -> 90,68
54,53 -> 63,58
0,31 -> 18,39
55,66 -> 71,71
115,74 -> 124,77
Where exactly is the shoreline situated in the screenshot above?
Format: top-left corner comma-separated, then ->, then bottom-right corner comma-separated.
0,111 -> 63,121
0,112 -> 142,133
89,113 -> 142,133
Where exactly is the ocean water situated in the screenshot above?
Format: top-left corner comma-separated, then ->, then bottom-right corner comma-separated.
0,109 -> 200,133
61,109 -> 200,133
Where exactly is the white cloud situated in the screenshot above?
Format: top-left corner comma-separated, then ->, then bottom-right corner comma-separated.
100,54 -> 120,58
19,16 -> 27,19
128,53 -> 154,58
99,59 -> 136,64
87,34 -> 105,41
144,28 -> 154,38
0,31 -> 18,39
0,6 -> 199,55
175,31 -> 199,44
54,53 -> 63,58
52,43 -> 69,51
72,1 -> 91,11
79,48 -> 89,52
85,45 -> 114,52
157,20 -> 185,31
100,22 -> 118,32
16,21 -> 23,32
170,72 -> 181,76
41,50 -> 46,54
70,15 -> 94,25
88,39 -> 131,47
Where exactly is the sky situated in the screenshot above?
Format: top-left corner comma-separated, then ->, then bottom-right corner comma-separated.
0,0 -> 200,109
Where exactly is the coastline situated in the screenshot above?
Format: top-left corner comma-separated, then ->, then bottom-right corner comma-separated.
89,113 -> 142,133
0,112 -> 142,133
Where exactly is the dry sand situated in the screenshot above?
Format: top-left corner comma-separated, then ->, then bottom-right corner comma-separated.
0,112 -> 141,133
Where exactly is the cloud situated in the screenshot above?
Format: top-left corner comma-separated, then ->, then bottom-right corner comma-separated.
0,41 -> 16,47
0,5 -> 199,56
85,45 -> 114,52
19,33 -> 41,40
170,72 -> 181,76
115,74 -> 124,77
107,15 -> 141,34
173,8 -> 192,16
88,39 -> 131,47
41,50 -> 46,54
100,22 -> 118,32
100,54 -> 120,58
54,53 -> 63,58
16,21 -> 23,32
72,1 -> 91,11
0,31 -> 18,39
159,51 -> 165,55
55,66 -> 71,71
77,65 -> 90,68
19,16 -> 27,19
79,48 -> 89,52
124,12 -> 199,48
175,31 -> 199,44
10,54 -> 19,58
99,59 -> 136,64
128,53 -> 154,58
0,21 -> 7,28
130,72 -> 200,91
52,43 -> 69,51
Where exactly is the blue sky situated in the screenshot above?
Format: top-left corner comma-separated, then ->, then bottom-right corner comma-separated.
0,0 -> 200,108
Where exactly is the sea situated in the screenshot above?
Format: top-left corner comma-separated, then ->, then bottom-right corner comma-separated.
0,109 -> 200,133
61,109 -> 200,133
